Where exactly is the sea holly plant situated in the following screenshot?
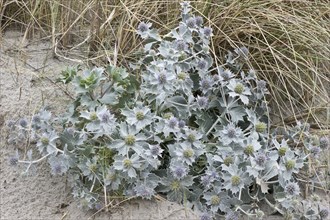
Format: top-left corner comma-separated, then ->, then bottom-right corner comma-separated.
6,1 -> 329,219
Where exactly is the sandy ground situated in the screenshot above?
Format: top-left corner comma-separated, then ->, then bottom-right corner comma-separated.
0,31 -> 199,220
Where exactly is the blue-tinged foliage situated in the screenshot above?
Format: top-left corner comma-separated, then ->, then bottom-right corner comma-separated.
6,1 -> 329,219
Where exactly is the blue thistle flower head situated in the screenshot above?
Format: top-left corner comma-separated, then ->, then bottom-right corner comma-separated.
157,73 -> 167,84
6,120 -> 16,128
256,210 -> 265,219
100,112 -> 110,123
150,145 -> 163,157
48,156 -> 68,175
203,27 -> 213,38
186,17 -> 196,28
53,164 -> 63,175
257,80 -> 267,90
197,96 -> 208,109
285,182 -> 300,196
255,153 -> 267,167
225,210 -> 239,220
227,127 -> 236,139
201,175 -> 211,187
195,16 -> 203,26
197,60 -> 207,70
32,114 -> 41,124
200,212 -> 212,220
213,74 -> 220,81
221,69 -> 233,81
138,22 -> 150,33
310,146 -> 320,157
180,1 -> 191,14
178,120 -> 186,128
171,164 -> 188,179
319,136 -> 329,149
94,203 -> 103,210
200,78 -> 212,91
175,40 -> 187,51
168,117 -> 178,129
234,46 -> 249,60
19,118 -> 28,127
9,155 -> 19,166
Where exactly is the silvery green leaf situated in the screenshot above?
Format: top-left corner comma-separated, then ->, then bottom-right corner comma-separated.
195,112 -> 216,134
208,98 -> 221,109
268,150 -> 279,161
39,110 -> 52,121
240,95 -> 249,105
60,130 -> 83,150
109,140 -> 126,154
46,145 -> 57,154
167,96 -> 190,117
180,1 -> 191,15
168,95 -> 187,105
180,175 -> 194,186
86,121 -> 101,132
167,189 -> 183,203
143,42 -> 156,51
128,168 -> 137,178
80,95 -> 98,109
229,107 -> 246,123
256,177 -> 270,194
98,93 -> 118,105
262,160 -> 279,181
246,166 -> 259,178
148,29 -> 161,41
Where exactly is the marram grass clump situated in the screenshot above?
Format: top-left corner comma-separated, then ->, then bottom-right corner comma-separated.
6,2 -> 329,219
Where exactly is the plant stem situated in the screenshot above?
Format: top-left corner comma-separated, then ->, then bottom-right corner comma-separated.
265,180 -> 279,184
263,197 -> 284,215
205,116 -> 221,136
90,177 -> 96,192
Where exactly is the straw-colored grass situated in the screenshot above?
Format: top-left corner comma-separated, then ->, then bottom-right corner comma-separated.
1,0 -> 329,128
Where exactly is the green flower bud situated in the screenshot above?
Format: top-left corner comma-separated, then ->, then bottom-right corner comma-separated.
255,122 -> 267,133
278,147 -> 288,157
90,112 -> 98,121
244,145 -> 254,156
178,52 -> 187,61
224,156 -> 234,166
123,159 -> 132,168
41,137 -> 49,145
231,175 -> 241,186
187,134 -> 196,143
170,180 -> 180,190
234,83 -> 244,94
125,135 -> 136,145
163,113 -> 173,120
106,173 -> 116,181
285,160 -> 296,170
210,195 -> 220,205
183,149 -> 194,158
177,72 -> 187,80
89,164 -> 97,172
135,111 -> 145,121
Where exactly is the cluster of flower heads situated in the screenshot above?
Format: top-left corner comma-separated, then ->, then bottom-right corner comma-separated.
6,1 -> 329,219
